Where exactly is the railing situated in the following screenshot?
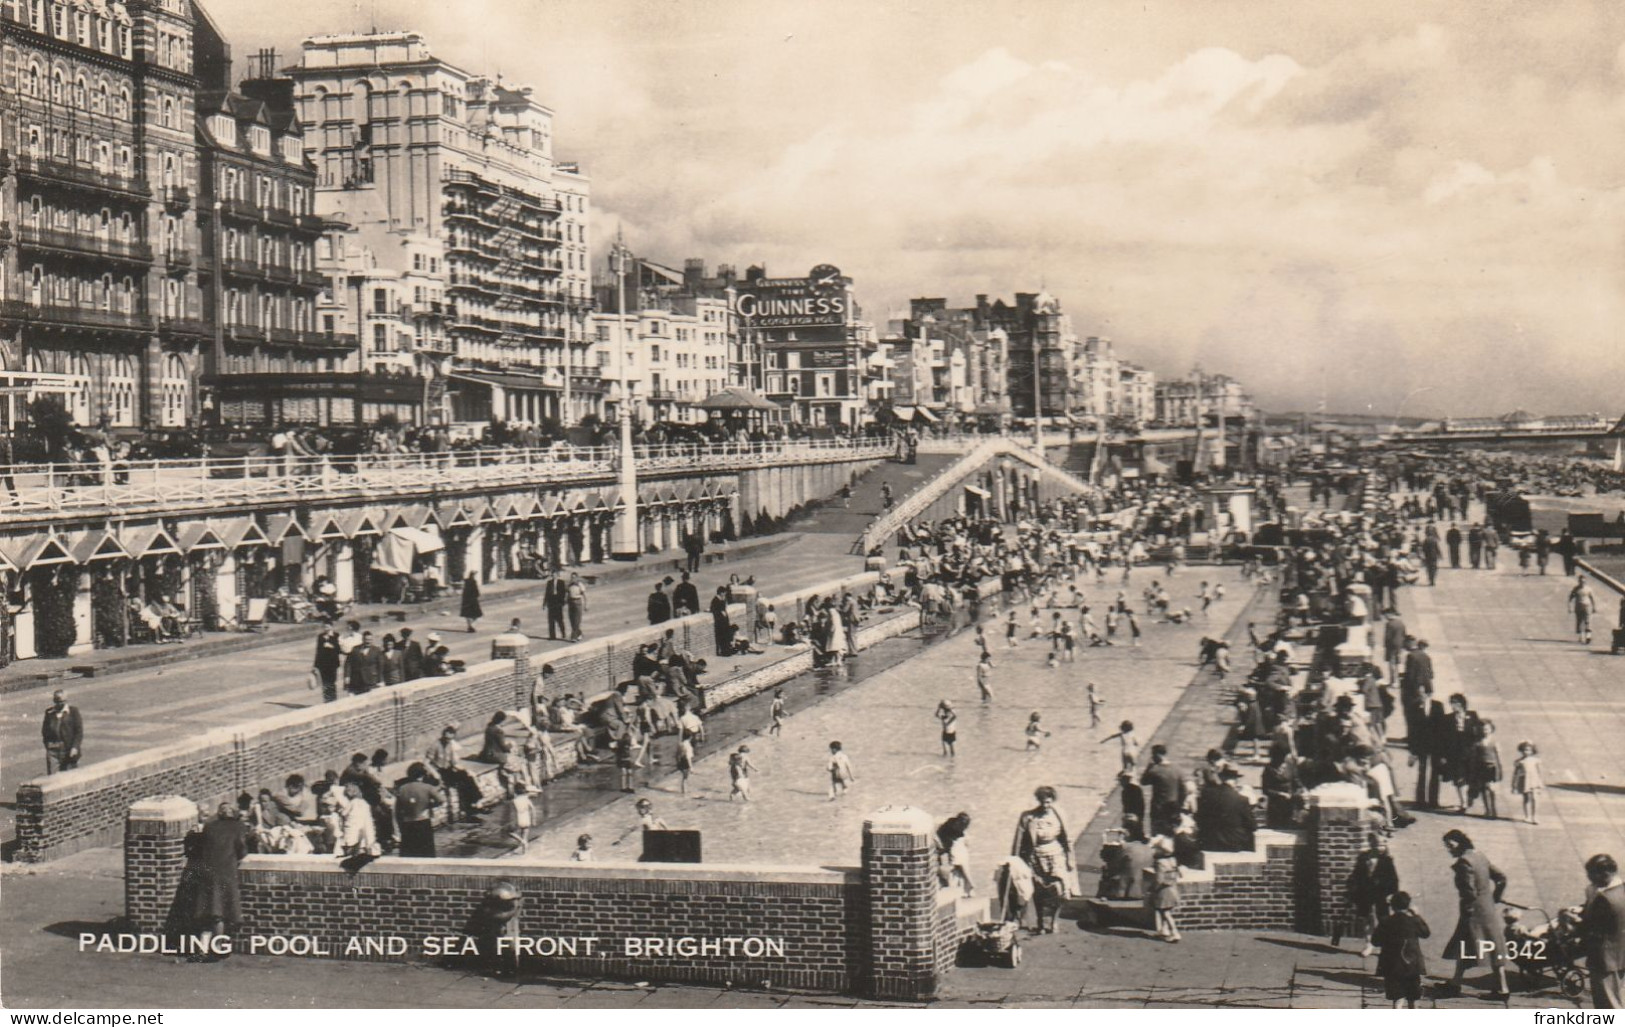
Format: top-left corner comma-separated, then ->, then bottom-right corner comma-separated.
14,154 -> 150,198
17,223 -> 153,262
0,437 -> 895,518
163,186 -> 191,209
296,269 -> 326,289
17,303 -> 154,332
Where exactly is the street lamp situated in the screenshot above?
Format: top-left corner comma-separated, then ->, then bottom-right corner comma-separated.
608,235 -> 640,560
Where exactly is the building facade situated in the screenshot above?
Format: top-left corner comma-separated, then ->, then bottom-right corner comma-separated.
1,0 -> 203,429
741,263 -> 874,429
285,32 -> 591,427
1155,369 -> 1254,427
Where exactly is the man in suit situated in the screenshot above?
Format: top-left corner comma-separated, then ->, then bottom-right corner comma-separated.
1139,744 -> 1186,838
1400,638 -> 1434,747
1382,613 -> 1407,684
647,582 -> 672,626
683,529 -> 705,574
1195,767 -> 1256,852
399,627 -> 426,681
1584,853 -> 1625,1008
672,572 -> 700,618
42,690 -> 83,774
543,572 -> 569,640
346,631 -> 383,694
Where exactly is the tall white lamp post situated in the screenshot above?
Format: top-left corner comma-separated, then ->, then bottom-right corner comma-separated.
609,235 -> 640,560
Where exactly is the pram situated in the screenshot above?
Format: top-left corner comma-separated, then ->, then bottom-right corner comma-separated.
1503,904 -> 1589,999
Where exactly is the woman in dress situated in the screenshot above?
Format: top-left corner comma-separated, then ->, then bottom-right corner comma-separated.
1437,829 -> 1510,999
460,573 -> 483,633
1147,836 -> 1182,942
1010,785 -> 1074,934
379,634 -> 405,686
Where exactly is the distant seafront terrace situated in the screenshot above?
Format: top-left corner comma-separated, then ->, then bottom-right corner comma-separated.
0,438 -> 896,522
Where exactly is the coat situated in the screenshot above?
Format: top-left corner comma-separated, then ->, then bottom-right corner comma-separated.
401,639 -> 425,680
1584,880 -> 1625,974
460,578 -> 483,621
312,632 -> 342,674
1444,848 -> 1506,962
647,591 -> 671,625
346,644 -> 383,692
42,703 -> 83,751
543,578 -> 569,610
188,816 -> 247,925
673,581 -> 700,615
1373,909 -> 1431,979
1195,782 -> 1256,852
1349,850 -> 1401,917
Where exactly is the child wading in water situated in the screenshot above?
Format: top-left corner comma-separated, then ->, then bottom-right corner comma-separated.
1025,712 -> 1051,752
936,700 -> 958,757
508,782 -> 534,855
768,689 -> 786,737
827,741 -> 856,800
1511,741 -> 1544,824
1087,682 -> 1104,727
675,733 -> 694,794
1101,720 -> 1140,774
1005,610 -> 1020,648
976,651 -> 995,702
728,745 -> 757,801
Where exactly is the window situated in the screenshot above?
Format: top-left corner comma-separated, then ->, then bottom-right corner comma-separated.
52,69 -> 63,103
75,11 -> 89,46
413,253 -> 424,271
373,325 -> 388,352
28,0 -> 43,31
95,80 -> 107,112
162,98 -> 174,128
161,354 -> 189,427
51,2 -> 66,36
373,288 -> 387,314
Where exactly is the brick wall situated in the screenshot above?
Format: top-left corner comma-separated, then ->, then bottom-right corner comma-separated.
15,658 -> 525,862
1167,831 -> 1304,931
124,801 -> 965,999
1307,784 -> 1375,935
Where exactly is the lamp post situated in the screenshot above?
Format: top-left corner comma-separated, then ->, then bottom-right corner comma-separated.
1031,332 -> 1044,449
608,235 -> 639,560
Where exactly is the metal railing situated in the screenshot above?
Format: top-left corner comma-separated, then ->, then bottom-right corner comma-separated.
0,437 -> 895,517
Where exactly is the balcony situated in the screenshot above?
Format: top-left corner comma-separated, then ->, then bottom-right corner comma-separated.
21,302 -> 155,333
221,257 -> 268,281
163,186 -> 192,211
296,269 -> 326,289
266,207 -> 298,227
0,221 -> 11,245
160,315 -> 210,337
266,265 -> 297,285
226,323 -> 266,343
295,213 -> 325,233
219,197 -> 261,222
18,223 -> 153,264
14,154 -> 150,200
165,249 -> 192,271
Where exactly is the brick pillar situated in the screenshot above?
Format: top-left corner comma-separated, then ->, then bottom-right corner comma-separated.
733,585 -> 758,642
1308,784 -> 1371,935
862,805 -> 940,1000
491,632 -> 533,708
125,796 -> 198,932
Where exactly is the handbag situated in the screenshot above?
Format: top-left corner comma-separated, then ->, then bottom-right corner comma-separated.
307,669 -> 320,691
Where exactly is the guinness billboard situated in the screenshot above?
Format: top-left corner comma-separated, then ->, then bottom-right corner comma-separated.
737,264 -> 851,328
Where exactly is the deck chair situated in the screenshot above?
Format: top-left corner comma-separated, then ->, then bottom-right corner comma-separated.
241,597 -> 269,632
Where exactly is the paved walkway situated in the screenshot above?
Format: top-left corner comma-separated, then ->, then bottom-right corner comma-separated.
0,533 -> 863,841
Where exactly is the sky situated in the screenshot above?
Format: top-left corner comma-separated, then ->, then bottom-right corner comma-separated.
208,0 -> 1625,417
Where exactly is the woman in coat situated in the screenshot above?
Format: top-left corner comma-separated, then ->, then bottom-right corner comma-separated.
188,803 -> 247,956
460,573 -> 482,633
1438,829 -> 1510,999
311,625 -> 342,703
1010,785 -> 1073,934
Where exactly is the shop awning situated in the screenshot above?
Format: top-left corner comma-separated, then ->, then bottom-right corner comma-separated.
0,533 -> 74,570
434,502 -> 474,530
448,370 -> 561,394
175,523 -> 227,554
69,529 -> 130,564
964,484 -> 991,499
914,406 -> 940,423
209,517 -> 270,549
892,406 -> 916,422
120,524 -> 180,558
334,508 -> 382,539
386,504 -> 433,530
263,514 -> 307,544
541,493 -> 568,518
309,513 -> 348,541
373,526 -> 444,576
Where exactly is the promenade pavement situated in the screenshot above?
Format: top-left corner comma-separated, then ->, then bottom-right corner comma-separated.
0,532 -> 864,842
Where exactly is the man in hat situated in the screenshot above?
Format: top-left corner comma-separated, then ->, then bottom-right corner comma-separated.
543,571 -> 569,640
1196,765 -> 1256,852
42,690 -> 83,774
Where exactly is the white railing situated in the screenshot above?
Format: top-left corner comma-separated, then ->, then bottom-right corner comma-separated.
0,438 -> 894,518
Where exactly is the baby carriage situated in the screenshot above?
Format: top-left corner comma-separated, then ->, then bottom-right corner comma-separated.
1503,904 -> 1588,999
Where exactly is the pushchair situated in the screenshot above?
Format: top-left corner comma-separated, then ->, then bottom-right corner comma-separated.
1503,904 -> 1588,999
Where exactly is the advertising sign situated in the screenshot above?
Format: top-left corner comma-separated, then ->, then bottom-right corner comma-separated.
736,264 -> 851,328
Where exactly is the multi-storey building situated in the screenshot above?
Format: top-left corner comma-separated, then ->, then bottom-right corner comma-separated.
286,32 -> 589,427
1117,361 -> 1156,426
1,0 -> 203,428
1155,369 -> 1254,427
189,36 -> 357,425
1073,335 -> 1118,422
552,162 -> 599,423
948,292 -> 1074,420
740,262 -> 874,429
592,254 -> 734,426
